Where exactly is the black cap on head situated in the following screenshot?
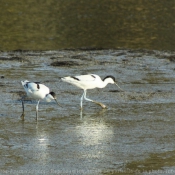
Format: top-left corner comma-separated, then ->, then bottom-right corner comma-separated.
50,91 -> 56,98
103,75 -> 115,82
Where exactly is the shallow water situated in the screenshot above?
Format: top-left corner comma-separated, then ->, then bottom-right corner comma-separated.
1,49 -> 175,174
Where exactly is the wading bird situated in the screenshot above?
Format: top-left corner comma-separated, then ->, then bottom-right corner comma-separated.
61,74 -> 124,109
21,80 -> 62,120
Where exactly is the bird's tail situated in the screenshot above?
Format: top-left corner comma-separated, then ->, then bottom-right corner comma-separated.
61,77 -> 70,82
61,76 -> 77,83
21,80 -> 29,86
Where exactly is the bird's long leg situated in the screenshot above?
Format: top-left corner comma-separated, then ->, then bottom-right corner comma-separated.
36,100 -> 40,121
80,91 -> 85,110
22,100 -> 24,113
20,96 -> 25,121
83,90 -> 107,109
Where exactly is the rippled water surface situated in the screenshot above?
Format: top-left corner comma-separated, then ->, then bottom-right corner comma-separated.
1,49 -> 175,174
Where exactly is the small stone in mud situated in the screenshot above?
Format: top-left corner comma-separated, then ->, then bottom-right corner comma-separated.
1,76 -> 4,78
109,90 -> 121,93
50,61 -> 80,67
122,59 -> 129,62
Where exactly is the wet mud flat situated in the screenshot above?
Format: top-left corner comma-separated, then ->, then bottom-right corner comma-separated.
1,49 -> 175,174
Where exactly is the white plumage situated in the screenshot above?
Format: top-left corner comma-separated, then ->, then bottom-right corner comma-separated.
21,80 -> 61,120
61,74 -> 123,109
22,80 -> 50,99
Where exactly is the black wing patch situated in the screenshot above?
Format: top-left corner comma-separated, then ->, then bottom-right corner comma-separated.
71,76 -> 80,81
37,84 -> 40,89
34,82 -> 40,89
91,74 -> 96,78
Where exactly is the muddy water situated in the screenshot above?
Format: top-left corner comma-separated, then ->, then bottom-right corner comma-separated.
1,49 -> 175,174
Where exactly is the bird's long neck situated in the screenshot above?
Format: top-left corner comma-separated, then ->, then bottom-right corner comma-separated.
98,80 -> 109,88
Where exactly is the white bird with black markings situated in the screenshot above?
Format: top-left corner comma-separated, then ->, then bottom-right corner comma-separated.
21,80 -> 62,120
61,74 -> 124,109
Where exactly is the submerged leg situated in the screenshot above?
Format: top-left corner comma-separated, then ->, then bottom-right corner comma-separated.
83,90 -> 107,109
36,100 -> 40,121
20,96 -> 25,120
80,91 -> 85,109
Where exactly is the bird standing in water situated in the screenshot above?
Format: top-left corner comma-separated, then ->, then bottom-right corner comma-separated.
21,80 -> 62,120
61,74 -> 124,109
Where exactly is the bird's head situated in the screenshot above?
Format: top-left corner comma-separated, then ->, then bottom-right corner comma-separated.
103,76 -> 116,84
45,92 -> 62,107
103,75 -> 124,91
